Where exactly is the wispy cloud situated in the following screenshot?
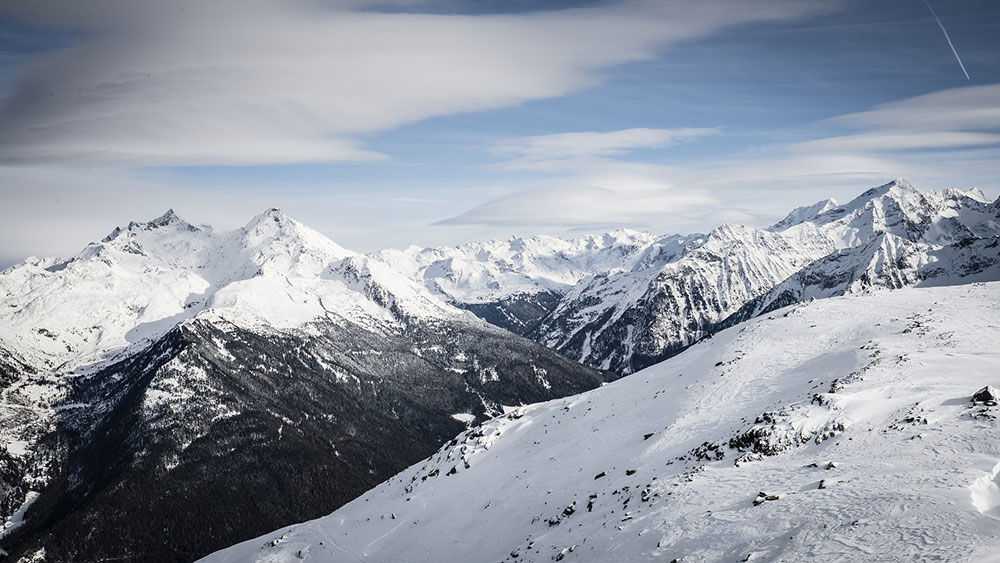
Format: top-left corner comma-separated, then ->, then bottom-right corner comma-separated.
489,127 -> 718,170
440,83 -> 1000,232
830,84 -> 1000,132
437,179 -> 719,229
438,153 -> 909,231
790,132 -> 1000,153
789,84 -> 1000,154
0,0 -> 830,167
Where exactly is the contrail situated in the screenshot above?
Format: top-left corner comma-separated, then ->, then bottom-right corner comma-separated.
922,0 -> 971,80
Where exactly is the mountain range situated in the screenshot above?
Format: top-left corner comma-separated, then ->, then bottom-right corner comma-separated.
383,179 -> 1000,374
1,178 -> 998,562
0,209 -> 609,562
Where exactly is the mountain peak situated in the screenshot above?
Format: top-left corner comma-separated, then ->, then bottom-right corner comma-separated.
853,178 -> 917,202
149,208 -> 181,227
841,178 -> 926,212
246,207 -> 296,229
240,208 -> 352,274
888,177 -> 916,191
945,186 -> 991,204
101,209 -> 196,242
770,197 -> 840,231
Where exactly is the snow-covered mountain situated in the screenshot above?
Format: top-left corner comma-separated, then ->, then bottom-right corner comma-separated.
0,210 -> 611,562
201,281 -> 1000,563
383,180 -> 999,375
0,208 -> 465,369
372,230 -> 671,334
3,178 -> 998,562
535,180 -> 1000,374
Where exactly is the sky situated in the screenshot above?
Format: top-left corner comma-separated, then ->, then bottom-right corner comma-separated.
1,0 -> 999,266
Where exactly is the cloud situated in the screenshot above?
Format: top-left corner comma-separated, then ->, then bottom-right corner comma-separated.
439,84 -> 1000,233
831,84 -> 1000,132
790,132 -> 1000,153
437,177 -> 719,229
0,0 -> 831,166
788,84 -> 1000,155
490,127 -> 718,170
438,152 -> 911,231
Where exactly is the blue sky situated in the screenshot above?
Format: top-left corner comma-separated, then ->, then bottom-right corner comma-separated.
1,0 -> 999,265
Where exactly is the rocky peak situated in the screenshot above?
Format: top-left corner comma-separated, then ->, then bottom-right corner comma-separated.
148,209 -> 182,228
770,198 -> 839,231
102,209 -> 198,243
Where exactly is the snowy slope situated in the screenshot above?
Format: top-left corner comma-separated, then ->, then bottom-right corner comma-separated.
370,180 -> 999,376
533,223 -> 830,371
201,282 -> 1000,563
531,179 -> 1000,374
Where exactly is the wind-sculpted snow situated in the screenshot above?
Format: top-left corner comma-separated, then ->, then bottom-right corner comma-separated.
201,282 -> 1000,563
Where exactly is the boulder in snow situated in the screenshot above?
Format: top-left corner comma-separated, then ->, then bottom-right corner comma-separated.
972,386 -> 999,405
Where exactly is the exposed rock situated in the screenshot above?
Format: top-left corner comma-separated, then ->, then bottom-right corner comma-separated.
972,385 -> 999,405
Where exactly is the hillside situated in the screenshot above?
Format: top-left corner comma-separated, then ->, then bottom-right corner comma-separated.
202,282 -> 1000,563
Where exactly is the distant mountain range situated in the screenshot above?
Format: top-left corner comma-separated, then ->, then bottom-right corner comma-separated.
381,179 -> 1000,374
1,179 -> 998,562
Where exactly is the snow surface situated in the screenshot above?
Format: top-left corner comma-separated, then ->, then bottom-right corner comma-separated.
450,413 -> 476,425
0,491 -> 40,541
201,282 -> 1000,563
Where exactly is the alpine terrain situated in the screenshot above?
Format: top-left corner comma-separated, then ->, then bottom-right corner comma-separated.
202,281 -> 1000,563
381,180 -> 1000,375
4,0 -> 998,558
0,210 -> 610,562
1,179 -> 998,562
